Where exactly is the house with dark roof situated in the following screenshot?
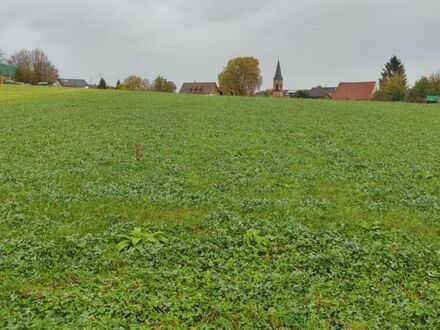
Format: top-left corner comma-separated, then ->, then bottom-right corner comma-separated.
0,63 -> 17,84
333,82 -> 377,101
179,82 -> 220,95
308,86 -> 337,99
53,78 -> 89,88
322,91 -> 336,100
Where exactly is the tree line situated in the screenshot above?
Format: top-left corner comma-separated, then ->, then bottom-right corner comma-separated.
292,56 -> 439,102
113,75 -> 176,93
0,48 -> 176,93
216,55 -> 440,102
1,47 -> 260,95
1,48 -> 59,84
1,47 -> 439,100
374,56 -> 440,102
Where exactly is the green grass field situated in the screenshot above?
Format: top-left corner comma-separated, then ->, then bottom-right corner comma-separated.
1,85 -> 440,328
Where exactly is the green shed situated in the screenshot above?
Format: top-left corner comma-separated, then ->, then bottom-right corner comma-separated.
426,95 -> 439,104
0,63 -> 17,83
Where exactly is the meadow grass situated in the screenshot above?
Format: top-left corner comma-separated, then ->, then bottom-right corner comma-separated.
1,85 -> 440,328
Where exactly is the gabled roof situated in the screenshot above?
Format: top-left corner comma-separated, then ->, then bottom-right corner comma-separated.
308,86 -> 337,98
55,78 -> 88,88
323,92 -> 336,99
179,82 -> 219,95
274,60 -> 283,80
0,63 -> 17,77
333,81 -> 377,101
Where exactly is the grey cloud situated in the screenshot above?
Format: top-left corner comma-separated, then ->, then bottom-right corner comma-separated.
1,0 -> 439,89
174,0 -> 270,23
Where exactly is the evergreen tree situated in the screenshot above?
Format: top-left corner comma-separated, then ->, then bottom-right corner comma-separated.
116,80 -> 120,87
98,78 -> 107,89
380,56 -> 407,87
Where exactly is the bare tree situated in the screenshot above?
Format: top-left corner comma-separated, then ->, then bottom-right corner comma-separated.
10,49 -> 34,83
0,48 -> 9,64
10,48 -> 59,84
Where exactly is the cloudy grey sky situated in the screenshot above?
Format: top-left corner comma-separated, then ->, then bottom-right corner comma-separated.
1,0 -> 439,89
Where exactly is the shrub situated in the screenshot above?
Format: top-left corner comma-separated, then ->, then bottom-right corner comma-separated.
379,74 -> 408,102
292,90 -> 309,98
407,73 -> 440,103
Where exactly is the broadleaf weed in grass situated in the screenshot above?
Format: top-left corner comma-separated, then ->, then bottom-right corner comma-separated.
116,227 -> 168,254
244,229 -> 274,254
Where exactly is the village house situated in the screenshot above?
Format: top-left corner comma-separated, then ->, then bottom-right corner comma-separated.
308,86 -> 337,99
0,63 -> 17,84
322,92 -> 336,100
179,82 -> 220,95
53,78 -> 89,88
333,81 -> 377,101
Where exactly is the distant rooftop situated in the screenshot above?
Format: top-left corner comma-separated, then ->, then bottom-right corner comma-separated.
179,82 -> 219,95
333,82 -> 377,101
55,78 -> 89,88
309,86 -> 337,98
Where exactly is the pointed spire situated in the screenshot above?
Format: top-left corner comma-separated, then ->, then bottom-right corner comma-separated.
274,60 -> 283,80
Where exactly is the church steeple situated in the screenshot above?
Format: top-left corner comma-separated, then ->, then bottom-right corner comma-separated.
273,60 -> 284,97
274,60 -> 283,80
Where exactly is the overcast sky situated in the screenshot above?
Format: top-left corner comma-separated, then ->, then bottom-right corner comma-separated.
1,0 -> 439,89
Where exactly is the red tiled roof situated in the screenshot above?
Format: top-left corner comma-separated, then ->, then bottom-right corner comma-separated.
333,82 -> 377,101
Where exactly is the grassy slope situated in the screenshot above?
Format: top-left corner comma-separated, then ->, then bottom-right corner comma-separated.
1,85 -> 440,328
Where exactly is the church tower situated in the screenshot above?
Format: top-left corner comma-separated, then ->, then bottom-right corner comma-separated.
273,60 -> 284,97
